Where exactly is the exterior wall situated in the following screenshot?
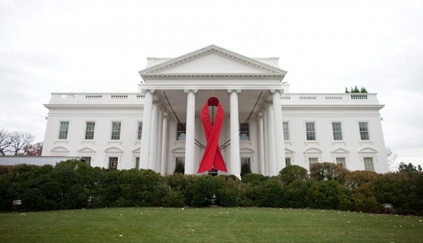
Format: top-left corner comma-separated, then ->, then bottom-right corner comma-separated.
42,92 -> 389,174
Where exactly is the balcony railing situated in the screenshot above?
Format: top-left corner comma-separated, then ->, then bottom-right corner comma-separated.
280,93 -> 379,105
50,93 -> 145,105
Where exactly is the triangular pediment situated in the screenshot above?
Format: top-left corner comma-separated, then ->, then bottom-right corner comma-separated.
139,45 -> 287,78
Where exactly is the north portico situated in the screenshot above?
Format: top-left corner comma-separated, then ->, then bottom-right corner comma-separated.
138,45 -> 288,178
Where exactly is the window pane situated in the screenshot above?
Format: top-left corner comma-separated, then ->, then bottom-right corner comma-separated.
137,122 -> 143,140
364,157 -> 374,171
135,157 -> 140,169
285,157 -> 291,166
111,122 -> 121,140
80,157 -> 91,166
240,123 -> 250,141
306,122 -> 316,140
109,157 -> 118,169
85,122 -> 95,140
359,122 -> 369,140
336,157 -> 346,168
332,122 -> 342,140
309,157 -> 318,164
283,122 -> 289,141
177,123 -> 186,141
59,121 -> 69,139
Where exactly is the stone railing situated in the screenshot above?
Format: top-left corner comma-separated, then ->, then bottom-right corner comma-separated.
49,93 -> 144,105
280,93 -> 379,105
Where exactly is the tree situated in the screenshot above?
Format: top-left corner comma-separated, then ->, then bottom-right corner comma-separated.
278,165 -> 308,186
309,162 -> 350,183
22,142 -> 43,156
0,130 -> 36,156
398,162 -> 422,172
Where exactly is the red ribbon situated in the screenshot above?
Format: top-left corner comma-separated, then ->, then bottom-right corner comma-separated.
197,97 -> 228,173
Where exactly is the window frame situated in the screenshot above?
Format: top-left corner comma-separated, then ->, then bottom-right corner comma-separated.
111,121 -> 121,140
137,122 -> 143,140
332,122 -> 343,141
85,121 -> 96,140
58,121 -> 70,140
305,122 -> 316,141
80,156 -> 92,166
176,123 -> 186,141
363,157 -> 374,171
240,123 -> 250,141
336,157 -> 346,168
283,122 -> 290,141
359,122 -> 370,140
308,157 -> 319,164
109,157 -> 118,169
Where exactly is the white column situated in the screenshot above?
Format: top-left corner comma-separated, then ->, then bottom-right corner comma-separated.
140,89 -> 154,169
262,108 -> 269,175
257,113 -> 265,174
184,89 -> 197,174
228,89 -> 241,179
149,101 -> 159,170
160,113 -> 169,175
266,102 -> 277,176
272,89 -> 285,172
156,108 -> 163,172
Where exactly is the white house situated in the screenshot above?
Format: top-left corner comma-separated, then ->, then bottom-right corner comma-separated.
42,45 -> 390,177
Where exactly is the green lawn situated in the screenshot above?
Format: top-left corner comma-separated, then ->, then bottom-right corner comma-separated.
0,207 -> 422,242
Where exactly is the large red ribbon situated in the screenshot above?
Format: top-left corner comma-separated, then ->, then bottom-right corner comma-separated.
197,97 -> 228,173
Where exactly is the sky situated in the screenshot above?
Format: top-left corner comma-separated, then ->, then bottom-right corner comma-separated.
0,0 -> 422,170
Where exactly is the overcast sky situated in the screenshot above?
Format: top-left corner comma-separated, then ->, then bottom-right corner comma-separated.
0,0 -> 422,169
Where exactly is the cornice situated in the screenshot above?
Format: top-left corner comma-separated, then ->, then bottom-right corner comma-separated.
281,105 -> 384,110
139,45 -> 287,76
44,104 -> 143,110
141,73 -> 284,80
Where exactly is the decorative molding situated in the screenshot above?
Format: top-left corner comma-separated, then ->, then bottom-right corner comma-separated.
270,89 -> 284,94
281,105 -> 384,111
141,89 -> 155,95
141,74 -> 284,80
184,89 -> 198,94
227,89 -> 241,94
139,45 -> 287,76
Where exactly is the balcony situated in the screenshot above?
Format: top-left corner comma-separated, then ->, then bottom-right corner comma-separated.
280,93 -> 381,106
48,93 -> 145,105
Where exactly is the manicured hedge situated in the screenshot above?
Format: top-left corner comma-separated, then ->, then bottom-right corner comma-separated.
0,161 -> 422,215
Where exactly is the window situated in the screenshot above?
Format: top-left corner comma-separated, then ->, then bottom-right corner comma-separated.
241,157 -> 251,176
240,123 -> 250,141
137,122 -> 143,140
111,122 -> 121,140
85,122 -> 95,140
285,157 -> 291,166
80,156 -> 91,166
174,157 -> 185,173
59,121 -> 69,139
177,123 -> 186,141
336,157 -> 346,168
283,122 -> 289,141
332,122 -> 342,140
109,157 -> 118,169
309,157 -> 319,164
364,157 -> 374,171
306,122 -> 316,140
359,122 -> 369,140
135,157 -> 140,169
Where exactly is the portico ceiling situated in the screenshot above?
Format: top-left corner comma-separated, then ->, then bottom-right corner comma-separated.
154,89 -> 271,122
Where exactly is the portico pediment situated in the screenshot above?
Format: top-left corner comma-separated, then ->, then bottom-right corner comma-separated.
139,45 -> 287,79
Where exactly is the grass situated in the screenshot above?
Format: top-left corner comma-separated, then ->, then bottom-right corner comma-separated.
0,207 -> 422,242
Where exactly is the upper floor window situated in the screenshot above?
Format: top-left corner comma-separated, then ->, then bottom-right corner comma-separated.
111,122 -> 121,140
85,122 -> 95,140
332,122 -> 343,140
59,121 -> 69,139
240,123 -> 250,141
137,122 -> 143,140
305,122 -> 316,140
363,157 -> 374,171
177,123 -> 186,141
359,122 -> 369,140
283,122 -> 289,141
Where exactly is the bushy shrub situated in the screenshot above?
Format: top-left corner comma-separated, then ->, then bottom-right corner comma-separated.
309,162 -> 350,183
278,165 -> 308,186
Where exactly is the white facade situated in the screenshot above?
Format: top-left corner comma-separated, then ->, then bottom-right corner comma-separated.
42,45 -> 390,177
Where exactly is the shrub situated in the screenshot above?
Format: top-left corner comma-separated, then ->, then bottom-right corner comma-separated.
278,165 -> 308,186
